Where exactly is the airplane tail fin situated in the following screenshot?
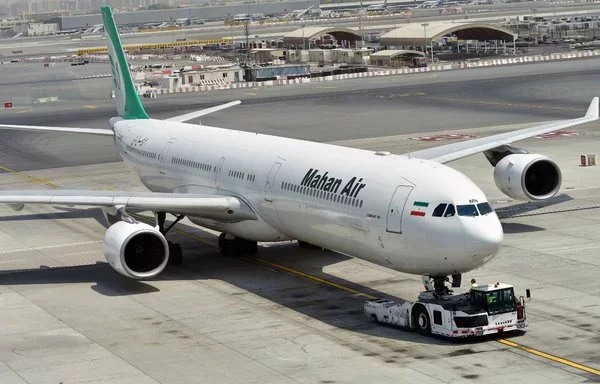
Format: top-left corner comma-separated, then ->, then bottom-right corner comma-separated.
100,5 -> 149,120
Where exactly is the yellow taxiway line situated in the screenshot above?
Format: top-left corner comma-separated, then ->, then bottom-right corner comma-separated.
163,221 -> 600,377
497,338 -> 600,376
6,167 -> 600,378
0,164 -> 59,189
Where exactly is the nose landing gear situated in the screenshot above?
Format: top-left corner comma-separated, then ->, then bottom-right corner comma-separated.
422,274 -> 462,295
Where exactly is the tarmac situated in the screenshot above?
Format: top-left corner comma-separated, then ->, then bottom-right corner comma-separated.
0,120 -> 599,383
1,57 -> 600,171
0,58 -> 599,383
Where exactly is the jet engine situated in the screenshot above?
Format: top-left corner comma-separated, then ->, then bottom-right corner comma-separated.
493,154 -> 562,201
103,220 -> 169,279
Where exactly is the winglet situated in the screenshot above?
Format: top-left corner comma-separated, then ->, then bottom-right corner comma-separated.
585,97 -> 599,119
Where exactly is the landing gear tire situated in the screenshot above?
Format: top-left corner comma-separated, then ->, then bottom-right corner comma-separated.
218,233 -> 257,256
298,240 -> 312,248
168,242 -> 183,265
242,239 -> 258,255
414,305 -> 431,336
218,233 -> 231,256
298,240 -> 324,251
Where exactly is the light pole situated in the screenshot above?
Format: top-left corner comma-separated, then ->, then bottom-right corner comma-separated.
421,22 -> 429,59
302,24 -> 306,50
245,20 -> 250,64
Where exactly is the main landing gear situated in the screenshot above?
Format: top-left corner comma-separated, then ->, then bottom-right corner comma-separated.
218,233 -> 258,256
156,211 -> 184,266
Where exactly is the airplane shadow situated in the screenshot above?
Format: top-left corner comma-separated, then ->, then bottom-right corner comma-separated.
501,222 -> 545,234
0,213 -> 531,346
0,263 -> 160,296
0,208 -> 108,224
0,220 -> 460,345
495,193 -> 572,220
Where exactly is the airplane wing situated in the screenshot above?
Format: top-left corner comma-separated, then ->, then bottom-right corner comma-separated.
408,97 -> 599,164
0,190 -> 257,222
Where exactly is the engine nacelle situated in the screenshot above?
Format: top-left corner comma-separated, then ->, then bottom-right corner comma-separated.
494,154 -> 562,201
103,221 -> 169,279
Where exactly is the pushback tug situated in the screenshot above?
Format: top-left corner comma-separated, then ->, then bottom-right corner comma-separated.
364,279 -> 530,338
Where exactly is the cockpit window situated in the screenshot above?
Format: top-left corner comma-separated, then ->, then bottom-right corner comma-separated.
444,204 -> 455,217
457,204 -> 479,217
477,202 -> 493,215
432,204 -> 447,217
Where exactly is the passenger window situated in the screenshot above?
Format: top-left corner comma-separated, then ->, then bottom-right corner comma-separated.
477,202 -> 493,215
432,203 -> 447,217
444,204 -> 455,217
457,204 -> 479,217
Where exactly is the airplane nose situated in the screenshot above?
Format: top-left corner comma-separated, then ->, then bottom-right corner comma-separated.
463,214 -> 504,267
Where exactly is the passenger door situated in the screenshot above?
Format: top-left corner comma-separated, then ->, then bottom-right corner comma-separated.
214,157 -> 226,188
264,162 -> 282,202
159,138 -> 176,164
158,138 -> 176,174
386,185 -> 413,234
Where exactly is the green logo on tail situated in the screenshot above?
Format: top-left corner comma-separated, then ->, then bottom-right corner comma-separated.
101,6 -> 149,120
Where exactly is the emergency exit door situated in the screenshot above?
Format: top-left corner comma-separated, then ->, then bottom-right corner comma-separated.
386,185 -> 413,234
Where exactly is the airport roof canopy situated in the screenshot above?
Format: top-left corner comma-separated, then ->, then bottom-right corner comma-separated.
283,26 -> 363,46
380,22 -> 517,46
370,49 -> 425,58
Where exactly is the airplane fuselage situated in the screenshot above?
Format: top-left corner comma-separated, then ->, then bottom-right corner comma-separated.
113,118 -> 503,277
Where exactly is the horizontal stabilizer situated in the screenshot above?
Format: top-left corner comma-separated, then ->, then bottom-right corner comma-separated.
0,124 -> 114,136
166,100 -> 241,123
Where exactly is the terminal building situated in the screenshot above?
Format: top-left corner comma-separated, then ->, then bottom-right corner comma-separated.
379,22 -> 518,58
277,22 -> 517,65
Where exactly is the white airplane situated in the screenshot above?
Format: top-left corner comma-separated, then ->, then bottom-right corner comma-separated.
0,5 -> 597,292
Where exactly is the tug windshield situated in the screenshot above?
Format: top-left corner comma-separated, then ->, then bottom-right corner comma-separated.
485,288 -> 516,315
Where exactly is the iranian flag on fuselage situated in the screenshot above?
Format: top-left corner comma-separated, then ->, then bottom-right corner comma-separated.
410,201 -> 429,217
